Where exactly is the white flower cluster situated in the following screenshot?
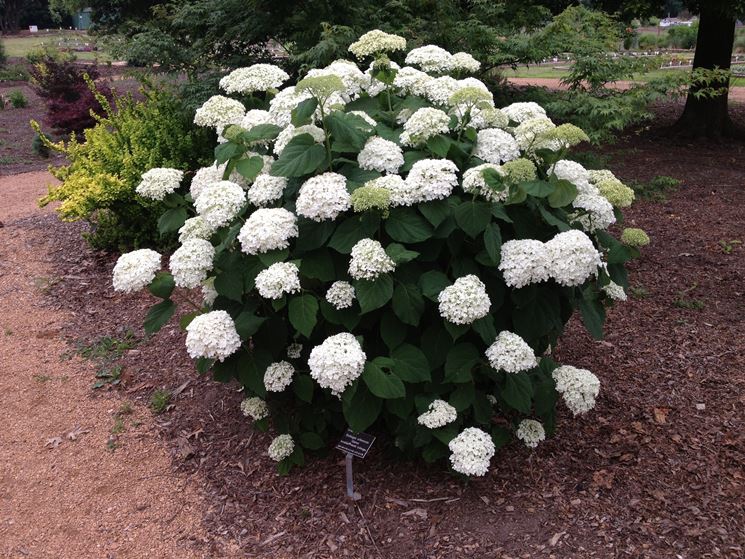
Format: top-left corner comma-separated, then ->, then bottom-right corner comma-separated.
552,365 -> 600,416
194,95 -> 245,128
190,164 -> 225,200
238,208 -> 298,255
308,333 -> 366,396
112,249 -> 161,293
326,281 -> 356,309
185,310 -> 241,362
513,117 -> 559,152
570,193 -> 616,233
357,136 -> 404,174
254,262 -> 301,299
502,102 -> 547,124
240,109 -> 274,133
405,159 -> 459,203
603,280 -> 627,301
405,45 -> 471,74
369,175 -> 408,206
202,277 -> 218,306
274,124 -> 325,155
348,238 -> 396,280
451,52 -> 481,73
448,427 -> 495,476
349,29 -> 406,58
178,216 -> 214,243
268,434 -> 295,461
287,343 -> 303,359
264,361 -> 295,392
135,168 -> 183,200
241,396 -> 269,420
545,230 -> 603,287
269,86 -> 312,128
485,331 -> 538,373
417,399 -> 457,429
516,419 -> 545,448
393,66 -> 432,96
306,60 -> 368,100
551,160 -> 594,195
296,172 -> 351,222
424,76 -> 459,106
247,174 -> 288,207
400,107 -> 450,146
194,181 -> 246,228
462,163 -> 507,203
438,275 -> 491,325
219,64 -> 289,95
170,238 -> 214,288
498,239 -> 550,289
469,105 -> 509,130
474,128 -> 520,164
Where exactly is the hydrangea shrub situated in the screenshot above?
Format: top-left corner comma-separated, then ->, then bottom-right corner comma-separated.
113,30 -> 645,476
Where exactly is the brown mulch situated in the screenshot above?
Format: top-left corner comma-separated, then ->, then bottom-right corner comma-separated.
23,100 -> 745,558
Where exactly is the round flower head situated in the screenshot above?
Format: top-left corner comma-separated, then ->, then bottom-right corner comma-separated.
424,76 -> 459,106
202,277 -> 218,306
621,227 -> 650,247
348,238 -> 396,281
417,400 -> 458,429
450,52 -> 481,73
112,249 -> 161,293
513,117 -> 559,152
268,86 -> 313,128
516,419 -> 545,449
438,275 -> 491,325
470,105 -> 509,130
393,66 -> 432,96
485,331 -> 538,373
274,123 -> 325,155
268,434 -> 295,462
351,185 -> 391,216
185,310 -> 241,362
474,128 -> 520,164
219,64 -> 289,95
357,136 -> 404,174
603,280 -> 627,301
254,262 -> 301,299
169,238 -> 214,288
178,216 -> 214,243
462,163 -> 507,203
194,180 -> 246,229
501,158 -> 537,185
306,60 -> 368,100
240,109 -> 274,133
552,365 -> 600,416
570,193 -> 616,232
349,29 -> 407,58
264,361 -> 295,392
247,174 -> 288,207
448,87 -> 493,115
287,343 -> 303,359
308,333 -> 366,396
326,281 -> 356,310
498,239 -> 550,288
400,107 -> 450,147
501,101 -> 547,125
545,230 -> 602,287
588,170 -> 635,208
405,159 -> 459,203
405,45 -> 454,73
238,208 -> 298,255
550,123 -> 590,149
135,168 -> 183,201
448,427 -> 495,477
194,95 -> 245,128
366,175 -> 411,207
190,163 -> 226,200
295,172 -> 351,222
241,396 -> 269,420
550,160 -> 595,195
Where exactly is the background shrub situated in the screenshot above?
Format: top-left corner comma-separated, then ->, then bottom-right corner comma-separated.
8,89 -> 27,108
37,83 -> 214,250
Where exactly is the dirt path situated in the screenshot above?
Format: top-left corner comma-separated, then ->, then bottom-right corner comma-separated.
0,172 -> 214,559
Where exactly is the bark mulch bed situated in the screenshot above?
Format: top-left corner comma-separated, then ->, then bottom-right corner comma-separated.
27,104 -> 745,558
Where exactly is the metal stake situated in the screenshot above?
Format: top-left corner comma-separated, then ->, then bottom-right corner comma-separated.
345,453 -> 361,500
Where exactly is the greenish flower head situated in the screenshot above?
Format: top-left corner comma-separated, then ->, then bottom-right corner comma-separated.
448,87 -> 492,108
351,185 -> 391,217
549,123 -> 590,148
589,170 -> 635,208
502,158 -> 537,184
621,227 -> 650,247
297,75 -> 346,100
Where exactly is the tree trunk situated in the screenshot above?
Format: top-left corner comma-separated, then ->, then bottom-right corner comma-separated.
673,5 -> 738,138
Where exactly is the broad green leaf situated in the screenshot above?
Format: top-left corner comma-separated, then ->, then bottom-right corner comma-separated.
144,299 -> 175,334
421,324 -> 451,369
418,199 -> 450,227
329,214 -> 379,253
392,283 -> 425,326
271,134 -> 327,177
326,110 -> 370,152
215,141 -> 242,165
419,270 -> 450,301
401,150 -> 428,173
148,272 -> 175,299
343,384 -> 383,432
426,135 -> 451,158
233,312 -> 267,340
257,249 -> 289,267
501,372 -> 533,414
444,343 -> 480,383
579,291 -> 605,340
240,123 -> 281,144
235,156 -> 264,183
454,201 -> 492,238
390,343 -> 430,383
472,315 -> 497,345
385,207 -> 432,243
355,276 -> 393,314
522,180 -> 554,198
157,207 -> 187,235
381,311 -> 407,350
444,320 -> 469,340
449,383 -> 475,411
295,219 -> 335,252
547,179 -> 578,208
291,98 -> 318,127
288,294 -> 319,338
293,374 -> 314,402
298,432 -> 325,450
362,361 -> 405,399
385,243 -> 419,264
214,267 -> 245,302
483,222 -> 502,264
300,249 -> 335,281
237,348 -> 272,397
319,300 -> 360,330
538,205 -> 571,232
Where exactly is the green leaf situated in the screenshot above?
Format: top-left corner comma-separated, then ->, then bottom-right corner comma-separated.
483,222 -> 502,264
233,312 -> 267,340
454,201 -> 492,238
196,357 -> 214,374
381,311 -> 407,351
538,205 -> 571,232
298,432 -> 325,450
385,207 -> 432,243
291,98 -> 318,126
502,372 -> 533,414
300,249 -> 335,281
179,311 -> 198,330
472,315 -> 497,345
235,156 -> 264,183
392,282 -> 424,326
237,348 -> 272,397
419,270 -> 450,301
547,179 -> 578,208
390,343 -> 430,383
157,207 -> 187,235
385,243 -> 419,264
421,324 -> 451,369
271,134 -> 327,177
293,374 -> 314,402
401,150 -> 428,173
148,272 -> 175,299
534,377 -> 558,416
215,141 -> 242,165
506,185 -> 528,205
362,361 -> 405,399
319,300 -> 360,330
240,123 -> 281,144
444,343 -> 480,383
354,276 -> 393,314
288,294 -> 319,338
214,267 -> 245,302
326,110 -> 370,152
444,320 -> 469,340
418,199 -> 450,227
449,383 -> 475,411
144,299 -> 175,334
522,180 -> 554,198
295,219 -> 335,252
482,167 -> 506,193
343,384 -> 383,432
329,214 -> 378,254
491,204 -> 513,223
579,291 -> 605,340
426,135 -> 451,158
257,249 -> 289,267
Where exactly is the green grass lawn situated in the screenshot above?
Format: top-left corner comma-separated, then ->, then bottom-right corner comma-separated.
2,32 -> 111,62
